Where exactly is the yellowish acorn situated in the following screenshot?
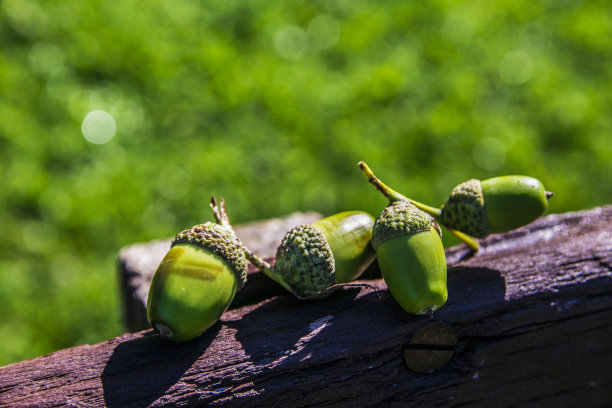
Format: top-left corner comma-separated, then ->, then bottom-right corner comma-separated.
146,197 -> 247,341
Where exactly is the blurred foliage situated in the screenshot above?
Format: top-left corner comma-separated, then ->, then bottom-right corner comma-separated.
1,0 -> 611,365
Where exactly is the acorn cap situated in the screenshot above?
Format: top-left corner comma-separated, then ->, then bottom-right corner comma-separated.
440,179 -> 489,239
372,201 -> 441,250
274,224 -> 336,298
172,222 -> 248,289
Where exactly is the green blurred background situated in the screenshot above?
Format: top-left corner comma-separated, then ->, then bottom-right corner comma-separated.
1,0 -> 611,366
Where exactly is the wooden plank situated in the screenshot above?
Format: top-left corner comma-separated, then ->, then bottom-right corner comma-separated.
1,206 -> 611,408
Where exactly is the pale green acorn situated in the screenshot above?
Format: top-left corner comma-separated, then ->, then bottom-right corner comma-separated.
440,176 -> 552,239
358,162 -> 553,251
245,211 -> 376,298
359,163 -> 447,314
146,197 -> 247,342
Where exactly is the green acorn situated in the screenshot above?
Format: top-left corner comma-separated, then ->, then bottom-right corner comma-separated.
440,176 -> 552,238
358,162 -> 553,251
245,211 -> 376,298
359,164 -> 447,314
146,197 -> 247,341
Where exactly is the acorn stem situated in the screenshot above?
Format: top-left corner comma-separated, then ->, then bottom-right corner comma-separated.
408,199 -> 444,219
210,196 -> 231,226
358,162 -> 481,252
447,228 -> 480,252
358,161 -> 442,218
242,246 -> 296,295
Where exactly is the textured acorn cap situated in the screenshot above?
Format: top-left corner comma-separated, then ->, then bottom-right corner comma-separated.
440,179 -> 490,238
274,224 -> 336,298
372,201 -> 440,250
172,222 -> 248,289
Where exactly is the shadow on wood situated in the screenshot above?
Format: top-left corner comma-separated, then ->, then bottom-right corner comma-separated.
226,287 -> 375,369
101,326 -> 219,408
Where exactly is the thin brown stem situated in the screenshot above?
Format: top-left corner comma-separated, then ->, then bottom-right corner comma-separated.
358,162 -> 481,251
209,196 -> 231,226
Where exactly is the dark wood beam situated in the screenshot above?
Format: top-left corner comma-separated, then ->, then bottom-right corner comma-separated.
1,206 -> 611,407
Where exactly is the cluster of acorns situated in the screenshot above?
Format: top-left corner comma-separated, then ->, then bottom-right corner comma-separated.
146,161 -> 553,341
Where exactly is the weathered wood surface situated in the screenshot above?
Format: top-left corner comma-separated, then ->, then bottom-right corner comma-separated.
1,206 -> 612,408
118,211 -> 323,331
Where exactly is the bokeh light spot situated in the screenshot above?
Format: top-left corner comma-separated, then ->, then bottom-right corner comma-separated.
81,110 -> 116,144
442,14 -> 475,43
46,66 -> 79,101
499,50 -> 533,85
156,166 -> 190,200
141,203 -> 176,233
473,137 -> 507,171
274,25 -> 307,60
307,15 -> 341,51
555,91 -> 590,126
28,42 -> 64,74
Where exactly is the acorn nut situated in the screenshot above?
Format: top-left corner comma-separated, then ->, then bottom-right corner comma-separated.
373,202 -> 448,314
359,162 -> 447,314
146,197 -> 247,341
358,161 -> 552,251
440,176 -> 552,238
245,211 -> 376,298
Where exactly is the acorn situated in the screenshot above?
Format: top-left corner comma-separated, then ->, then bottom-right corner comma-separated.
440,176 -> 552,238
358,162 -> 553,251
146,197 -> 247,341
245,211 -> 376,299
359,163 -> 448,314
